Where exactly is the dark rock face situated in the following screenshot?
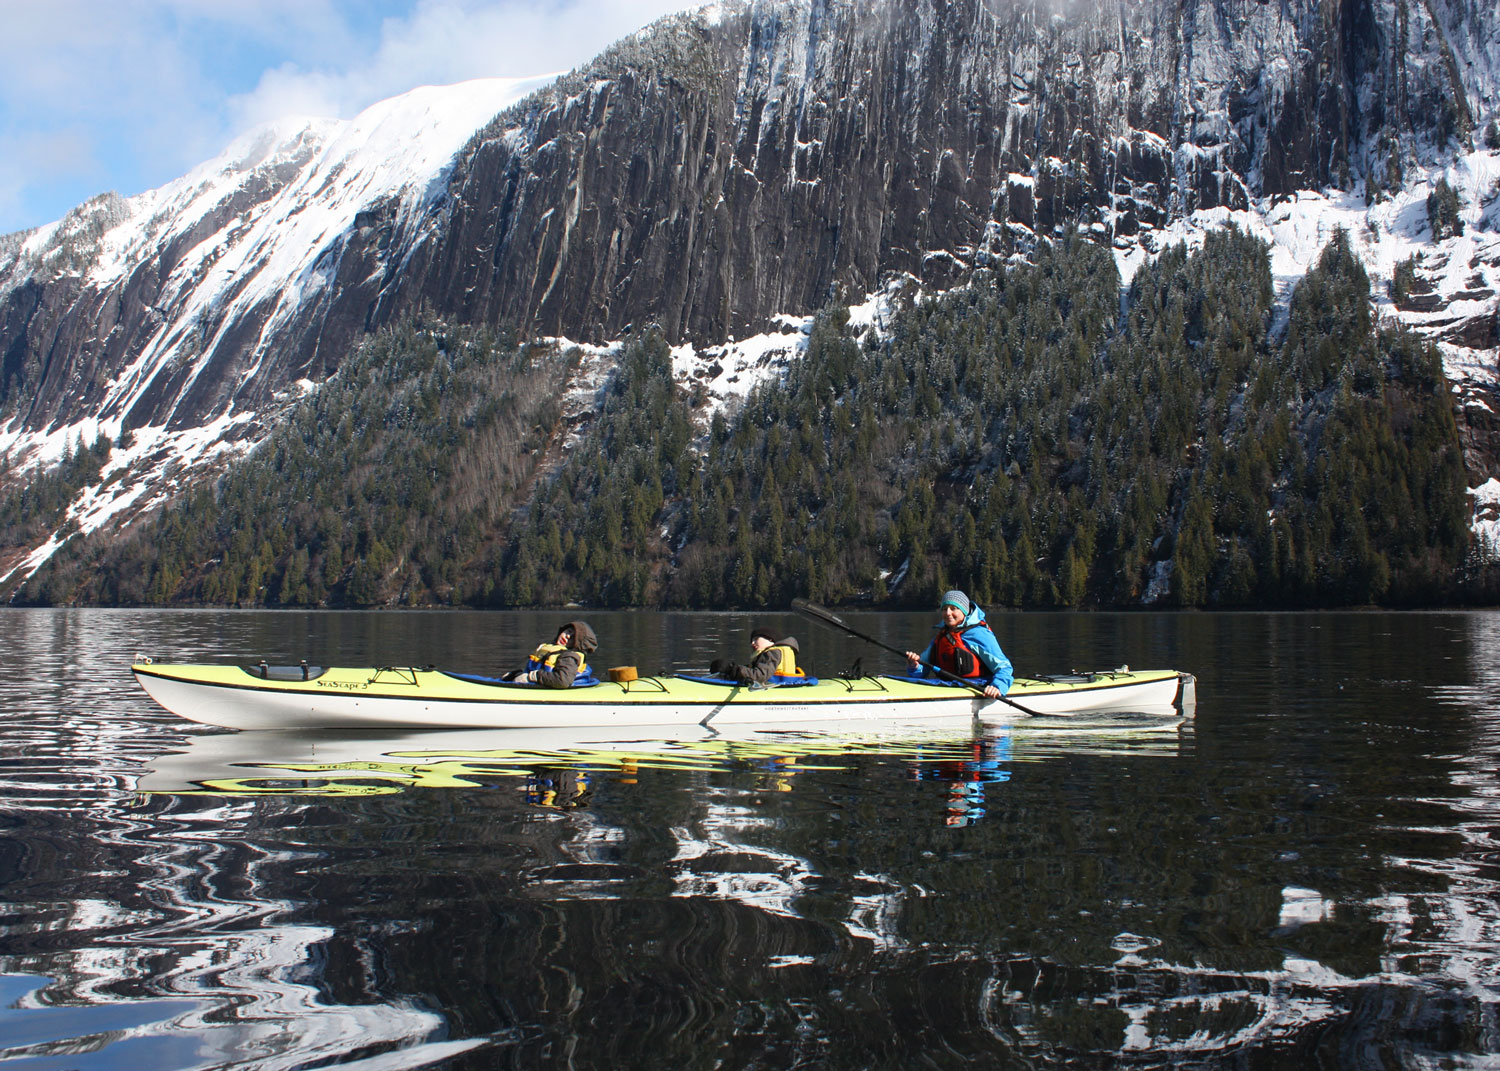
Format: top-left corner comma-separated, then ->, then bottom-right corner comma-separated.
0,0 -> 1490,438
0,141 -> 328,437
404,0 -> 1485,346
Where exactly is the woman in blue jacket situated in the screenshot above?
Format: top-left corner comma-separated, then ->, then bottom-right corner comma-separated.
904,590 -> 1013,699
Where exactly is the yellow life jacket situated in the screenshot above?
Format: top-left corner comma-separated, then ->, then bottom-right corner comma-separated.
769,644 -> 802,677
526,642 -> 590,677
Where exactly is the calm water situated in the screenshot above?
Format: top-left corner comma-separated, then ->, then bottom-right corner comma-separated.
1,608 -> 1498,1069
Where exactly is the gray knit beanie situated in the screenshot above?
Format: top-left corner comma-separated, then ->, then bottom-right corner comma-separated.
939,590 -> 971,615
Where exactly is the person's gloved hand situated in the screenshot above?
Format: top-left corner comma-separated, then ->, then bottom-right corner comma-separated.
709,659 -> 729,677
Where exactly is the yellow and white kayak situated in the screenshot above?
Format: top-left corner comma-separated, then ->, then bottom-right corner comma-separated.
132,661 -> 1195,731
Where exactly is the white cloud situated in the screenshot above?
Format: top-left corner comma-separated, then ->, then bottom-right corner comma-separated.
230,0 -> 706,128
0,0 -> 705,233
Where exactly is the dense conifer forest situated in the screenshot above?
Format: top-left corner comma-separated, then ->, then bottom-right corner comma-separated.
3,228 -> 1476,609
12,321 -> 576,606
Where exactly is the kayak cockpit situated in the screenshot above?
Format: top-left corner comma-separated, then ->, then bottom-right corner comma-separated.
246,662 -> 327,682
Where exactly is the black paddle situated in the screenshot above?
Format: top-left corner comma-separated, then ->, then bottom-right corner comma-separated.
791,598 -> 1040,716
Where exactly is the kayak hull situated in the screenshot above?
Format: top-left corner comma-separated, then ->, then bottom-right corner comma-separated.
133,663 -> 1194,731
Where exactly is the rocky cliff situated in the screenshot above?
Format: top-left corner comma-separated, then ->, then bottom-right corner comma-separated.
422,0 -> 1498,344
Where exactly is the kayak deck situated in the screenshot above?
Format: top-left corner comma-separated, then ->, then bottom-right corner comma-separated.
132,661 -> 1194,731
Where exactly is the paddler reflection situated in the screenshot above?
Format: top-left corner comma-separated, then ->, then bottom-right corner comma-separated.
756,754 -> 801,793
524,768 -> 592,809
909,735 -> 1011,826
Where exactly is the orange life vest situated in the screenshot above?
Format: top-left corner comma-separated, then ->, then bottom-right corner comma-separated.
932,624 -> 994,679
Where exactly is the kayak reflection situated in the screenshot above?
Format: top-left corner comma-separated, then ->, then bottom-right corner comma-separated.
139,712 -> 1191,808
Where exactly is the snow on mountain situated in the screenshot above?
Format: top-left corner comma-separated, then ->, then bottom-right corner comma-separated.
0,75 -> 553,471
674,147 -> 1500,429
1114,148 -> 1500,352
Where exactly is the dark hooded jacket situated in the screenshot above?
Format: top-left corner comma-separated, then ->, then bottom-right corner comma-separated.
716,635 -> 802,685
528,620 -> 599,689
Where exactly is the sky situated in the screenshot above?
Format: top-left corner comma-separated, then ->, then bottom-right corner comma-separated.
0,0 -> 705,236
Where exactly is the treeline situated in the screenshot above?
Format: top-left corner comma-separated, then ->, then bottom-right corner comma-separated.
4,227 -> 1477,608
16,319 -> 576,606
0,434 -> 113,559
493,333 -> 694,606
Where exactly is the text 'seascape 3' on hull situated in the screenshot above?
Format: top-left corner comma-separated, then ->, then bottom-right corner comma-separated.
132,662 -> 1196,731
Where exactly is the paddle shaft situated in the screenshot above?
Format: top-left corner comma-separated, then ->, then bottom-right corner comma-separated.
791,599 -> 1039,716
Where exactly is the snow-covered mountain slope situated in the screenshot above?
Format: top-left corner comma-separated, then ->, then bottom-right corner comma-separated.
0,75 -> 551,465
1,0 -> 1498,591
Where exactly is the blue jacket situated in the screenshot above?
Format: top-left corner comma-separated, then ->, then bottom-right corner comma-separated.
917,604 -> 1013,694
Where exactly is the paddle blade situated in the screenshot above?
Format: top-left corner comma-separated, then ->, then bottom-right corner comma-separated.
791,599 -> 846,627
792,597 -> 916,667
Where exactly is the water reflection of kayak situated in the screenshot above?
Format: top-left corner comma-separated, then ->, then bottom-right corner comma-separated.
132,661 -> 1195,731
137,713 -> 1189,797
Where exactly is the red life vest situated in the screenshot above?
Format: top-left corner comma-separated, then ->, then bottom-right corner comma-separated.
932,623 -> 994,679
